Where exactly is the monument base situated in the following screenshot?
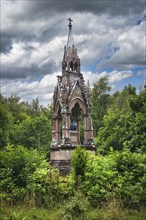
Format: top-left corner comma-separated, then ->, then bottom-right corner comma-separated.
50,160 -> 71,175
50,144 -> 96,175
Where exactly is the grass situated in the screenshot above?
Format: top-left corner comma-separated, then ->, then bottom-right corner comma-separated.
1,203 -> 146,220
1,193 -> 145,220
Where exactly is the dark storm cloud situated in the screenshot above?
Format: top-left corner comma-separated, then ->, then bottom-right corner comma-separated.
0,36 -> 13,53
1,0 -> 144,53
0,34 -> 37,54
1,0 -> 145,82
1,25 -> 35,53
40,21 -> 65,43
1,59 -> 56,79
137,14 -> 146,25
17,0 -> 145,18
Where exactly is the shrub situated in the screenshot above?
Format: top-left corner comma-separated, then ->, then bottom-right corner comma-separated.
63,190 -> 90,220
0,144 -> 60,207
79,149 -> 146,208
71,145 -> 88,186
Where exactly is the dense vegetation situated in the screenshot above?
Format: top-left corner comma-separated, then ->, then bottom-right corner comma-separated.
0,78 -> 146,219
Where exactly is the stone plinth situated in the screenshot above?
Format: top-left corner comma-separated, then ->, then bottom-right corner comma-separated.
50,19 -> 96,175
50,144 -> 96,175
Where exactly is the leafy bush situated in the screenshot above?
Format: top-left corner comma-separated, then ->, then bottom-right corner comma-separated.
10,114 -> 52,152
82,152 -> 117,207
112,150 -> 146,207
63,191 -> 90,220
0,144 -> 60,206
71,145 -> 88,186
75,149 -> 146,208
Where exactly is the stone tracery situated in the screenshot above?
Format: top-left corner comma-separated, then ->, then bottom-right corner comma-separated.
50,19 -> 95,174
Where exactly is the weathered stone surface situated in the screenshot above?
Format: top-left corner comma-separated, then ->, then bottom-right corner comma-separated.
50,18 -> 95,174
50,149 -> 73,161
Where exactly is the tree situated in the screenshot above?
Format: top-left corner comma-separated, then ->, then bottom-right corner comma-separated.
124,87 -> 146,153
95,108 -> 126,154
109,84 -> 136,114
0,95 -> 12,148
91,77 -> 111,134
71,146 -> 88,186
0,144 -> 59,206
95,86 -> 146,154
5,94 -> 31,124
10,114 -> 52,152
31,97 -> 41,116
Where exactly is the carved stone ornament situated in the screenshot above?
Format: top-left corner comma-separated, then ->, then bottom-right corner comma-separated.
50,18 -> 95,175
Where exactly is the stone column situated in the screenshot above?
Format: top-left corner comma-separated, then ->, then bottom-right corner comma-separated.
66,112 -> 71,139
61,106 -> 71,145
89,115 -> 94,140
52,117 -> 60,143
83,113 -> 88,141
83,113 -> 94,145
76,118 -> 80,144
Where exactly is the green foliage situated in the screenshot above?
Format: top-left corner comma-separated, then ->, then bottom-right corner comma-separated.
10,114 -> 52,152
80,150 -> 146,208
95,108 -> 125,153
71,146 -> 88,185
1,145 -> 145,210
82,152 -> 117,206
95,86 -> 146,154
1,202 -> 146,220
0,85 -> 146,218
0,96 -> 13,148
63,191 -> 90,219
112,150 -> 146,207
5,95 -> 31,124
91,77 -> 111,134
0,144 -> 45,188
0,144 -> 59,206
0,94 -> 53,154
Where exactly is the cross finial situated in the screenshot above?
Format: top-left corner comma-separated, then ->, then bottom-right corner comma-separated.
68,18 -> 73,30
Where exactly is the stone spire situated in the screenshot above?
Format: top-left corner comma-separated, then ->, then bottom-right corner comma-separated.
62,18 -> 80,74
51,19 -> 95,175
67,18 -> 74,50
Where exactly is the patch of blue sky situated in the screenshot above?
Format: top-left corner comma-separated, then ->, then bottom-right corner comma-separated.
25,75 -> 42,83
113,74 -> 144,92
131,66 -> 146,74
99,67 -> 114,73
82,63 -> 98,73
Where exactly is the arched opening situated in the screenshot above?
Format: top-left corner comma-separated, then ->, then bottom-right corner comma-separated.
70,102 -> 84,145
69,60 -> 77,72
70,61 -> 73,71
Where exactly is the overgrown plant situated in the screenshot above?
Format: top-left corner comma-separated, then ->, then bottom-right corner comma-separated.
63,190 -> 90,220
71,145 -> 88,186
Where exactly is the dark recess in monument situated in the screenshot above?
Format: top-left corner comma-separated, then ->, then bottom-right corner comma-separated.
50,18 -> 95,175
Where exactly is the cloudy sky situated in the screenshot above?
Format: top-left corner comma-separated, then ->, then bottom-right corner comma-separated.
1,0 -> 146,106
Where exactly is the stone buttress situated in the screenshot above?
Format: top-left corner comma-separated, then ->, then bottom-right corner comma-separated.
50,18 -> 95,174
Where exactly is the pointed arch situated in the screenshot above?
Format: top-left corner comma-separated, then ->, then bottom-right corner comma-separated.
69,97 -> 87,114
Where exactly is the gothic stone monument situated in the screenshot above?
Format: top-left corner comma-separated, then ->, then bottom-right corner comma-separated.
50,18 -> 95,174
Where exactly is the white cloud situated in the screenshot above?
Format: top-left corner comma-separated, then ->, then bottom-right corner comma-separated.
82,71 -> 98,87
98,70 -> 133,83
138,69 -> 146,76
1,72 -> 61,105
81,69 -> 133,89
99,20 -> 145,68
1,1 -> 145,105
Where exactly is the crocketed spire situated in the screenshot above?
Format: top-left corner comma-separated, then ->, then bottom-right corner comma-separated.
62,18 -> 80,74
